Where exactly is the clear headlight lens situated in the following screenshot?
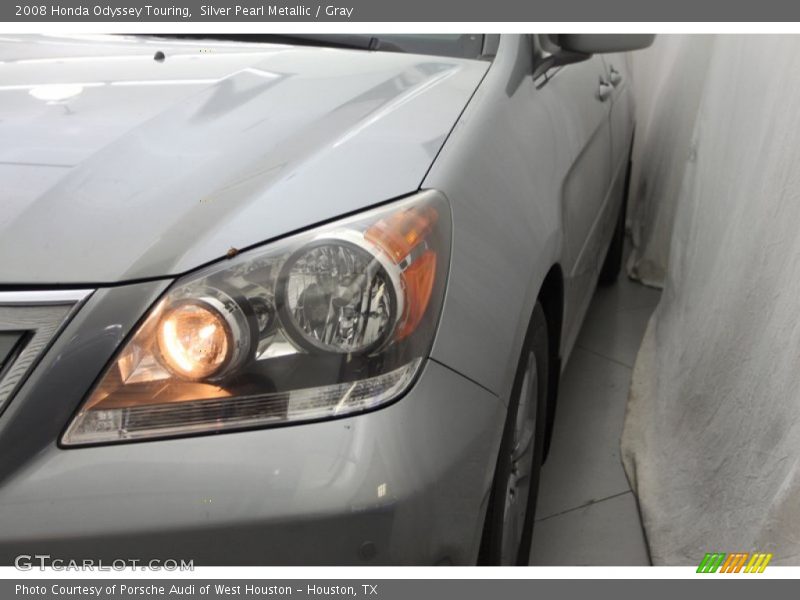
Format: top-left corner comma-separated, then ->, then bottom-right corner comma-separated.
278,238 -> 399,354
62,191 -> 450,445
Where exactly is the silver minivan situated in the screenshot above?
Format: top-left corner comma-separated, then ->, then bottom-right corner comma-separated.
0,33 -> 652,565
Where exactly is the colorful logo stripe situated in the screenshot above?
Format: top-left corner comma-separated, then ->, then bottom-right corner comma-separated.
697,552 -> 772,573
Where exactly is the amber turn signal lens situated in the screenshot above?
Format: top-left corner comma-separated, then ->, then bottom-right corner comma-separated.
156,301 -> 232,381
366,205 -> 440,339
365,205 -> 438,263
396,249 -> 436,339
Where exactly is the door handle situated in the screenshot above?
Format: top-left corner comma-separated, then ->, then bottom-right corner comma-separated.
597,81 -> 613,102
609,66 -> 623,86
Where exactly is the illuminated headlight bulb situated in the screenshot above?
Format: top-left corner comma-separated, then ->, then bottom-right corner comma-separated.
156,300 -> 233,380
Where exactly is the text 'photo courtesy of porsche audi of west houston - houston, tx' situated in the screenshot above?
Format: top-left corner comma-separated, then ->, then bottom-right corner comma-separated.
0,33 -> 653,566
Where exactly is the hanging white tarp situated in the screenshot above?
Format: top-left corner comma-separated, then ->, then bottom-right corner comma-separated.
622,35 -> 800,565
626,35 -> 714,287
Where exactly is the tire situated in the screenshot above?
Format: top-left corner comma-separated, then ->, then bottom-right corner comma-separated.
478,302 -> 549,565
598,157 -> 632,286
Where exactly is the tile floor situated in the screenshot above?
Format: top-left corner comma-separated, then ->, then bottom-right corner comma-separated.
529,263 -> 661,566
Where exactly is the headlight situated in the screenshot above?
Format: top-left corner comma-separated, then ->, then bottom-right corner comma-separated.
62,191 -> 450,445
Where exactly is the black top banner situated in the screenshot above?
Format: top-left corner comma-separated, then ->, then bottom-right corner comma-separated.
3,0 -> 800,21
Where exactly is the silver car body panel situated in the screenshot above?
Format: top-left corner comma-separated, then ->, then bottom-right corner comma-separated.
426,35 -> 633,398
0,34 -> 635,564
0,35 -> 488,284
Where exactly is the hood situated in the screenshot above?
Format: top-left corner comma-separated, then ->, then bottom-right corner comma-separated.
0,35 -> 488,285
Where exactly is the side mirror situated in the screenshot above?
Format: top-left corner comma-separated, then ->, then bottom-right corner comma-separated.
533,34 -> 655,80
550,34 -> 655,55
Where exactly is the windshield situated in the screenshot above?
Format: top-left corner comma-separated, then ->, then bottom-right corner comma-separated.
152,34 -> 486,60
370,34 -> 485,59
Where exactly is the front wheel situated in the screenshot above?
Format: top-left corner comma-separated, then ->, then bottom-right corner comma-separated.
478,302 -> 549,565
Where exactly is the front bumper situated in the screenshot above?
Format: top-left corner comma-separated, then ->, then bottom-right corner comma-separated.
0,281 -> 505,565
